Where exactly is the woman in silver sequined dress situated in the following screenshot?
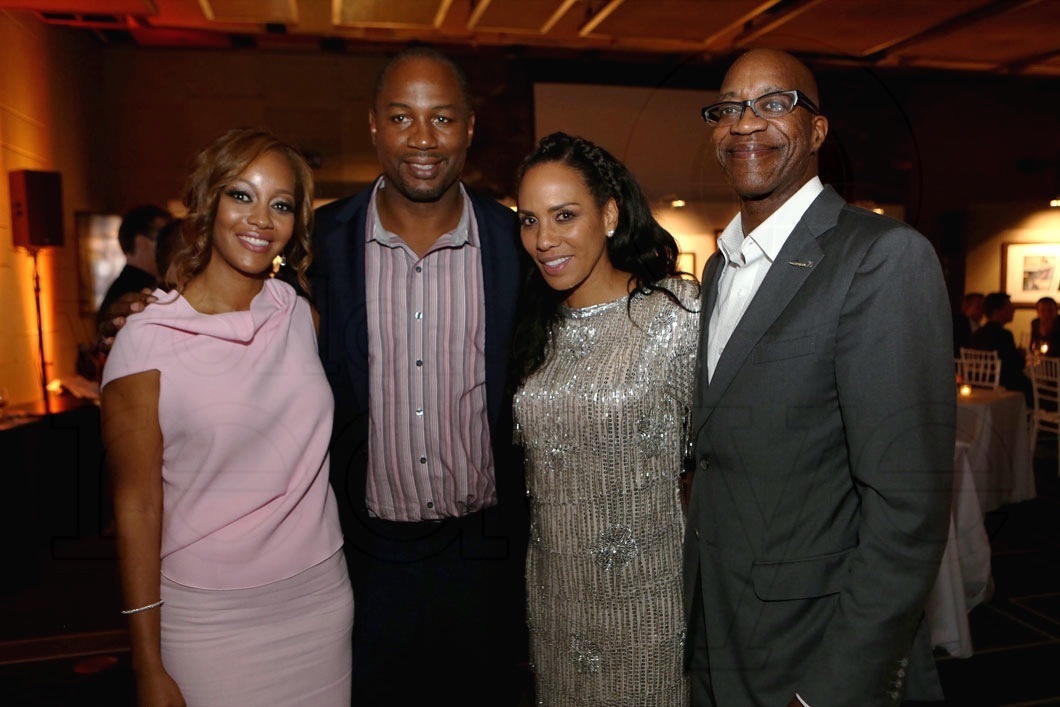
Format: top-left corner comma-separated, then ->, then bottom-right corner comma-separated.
512,132 -> 699,706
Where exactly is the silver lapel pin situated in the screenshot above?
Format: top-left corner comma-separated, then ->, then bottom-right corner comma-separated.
788,260 -> 815,268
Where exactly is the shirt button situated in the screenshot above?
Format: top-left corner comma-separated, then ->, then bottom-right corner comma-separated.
415,265 -> 423,273
416,359 -> 423,367
420,456 -> 427,464
426,501 -> 434,509
415,408 -> 424,416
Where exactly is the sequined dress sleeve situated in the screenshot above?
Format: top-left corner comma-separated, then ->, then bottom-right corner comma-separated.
513,278 -> 699,706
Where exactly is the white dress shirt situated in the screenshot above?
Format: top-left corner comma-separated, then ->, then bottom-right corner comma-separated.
706,176 -> 824,382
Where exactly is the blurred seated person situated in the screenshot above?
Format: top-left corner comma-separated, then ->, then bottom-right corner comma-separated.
96,204 -> 171,327
969,292 -> 1032,404
1030,296 -> 1060,357
953,291 -> 984,355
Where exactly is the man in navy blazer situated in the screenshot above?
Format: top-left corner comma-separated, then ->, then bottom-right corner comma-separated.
310,47 -> 526,706
684,49 -> 954,706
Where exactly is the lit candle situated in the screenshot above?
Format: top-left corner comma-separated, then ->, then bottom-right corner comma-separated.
959,384 -> 972,397
1042,344 -> 1049,355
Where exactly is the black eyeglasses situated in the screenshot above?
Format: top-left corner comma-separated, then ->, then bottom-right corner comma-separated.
701,90 -> 820,127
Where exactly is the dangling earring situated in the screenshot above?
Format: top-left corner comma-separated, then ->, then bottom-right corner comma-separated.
606,229 -> 615,239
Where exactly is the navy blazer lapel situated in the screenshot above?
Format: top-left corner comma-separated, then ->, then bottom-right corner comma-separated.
700,188 -> 843,414
348,203 -> 370,410
324,181 -> 373,411
471,190 -> 519,432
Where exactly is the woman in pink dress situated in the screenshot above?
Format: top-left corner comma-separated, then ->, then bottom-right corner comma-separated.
101,128 -> 352,706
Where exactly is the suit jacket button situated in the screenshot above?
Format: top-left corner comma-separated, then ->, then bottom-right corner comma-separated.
699,458 -> 709,470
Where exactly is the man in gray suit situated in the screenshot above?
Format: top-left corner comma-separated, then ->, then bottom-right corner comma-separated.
684,49 -> 954,706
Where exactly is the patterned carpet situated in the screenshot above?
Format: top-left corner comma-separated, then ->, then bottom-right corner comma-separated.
1,455 -> 1058,706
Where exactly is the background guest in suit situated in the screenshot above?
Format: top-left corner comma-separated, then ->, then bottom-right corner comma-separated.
96,204 -> 170,327
970,292 -> 1033,402
153,217 -> 183,289
512,132 -> 697,704
101,128 -> 352,706
311,46 -> 526,706
953,291 -> 985,355
83,214 -> 183,386
1030,296 -> 1060,356
684,48 -> 954,707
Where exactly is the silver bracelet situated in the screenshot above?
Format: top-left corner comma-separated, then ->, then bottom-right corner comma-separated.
121,599 -> 164,615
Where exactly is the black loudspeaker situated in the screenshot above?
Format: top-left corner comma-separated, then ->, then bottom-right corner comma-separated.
10,170 -> 64,248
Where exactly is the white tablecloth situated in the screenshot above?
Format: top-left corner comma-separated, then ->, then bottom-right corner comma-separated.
925,443 -> 994,658
926,388 -> 1036,657
955,388 -> 1036,511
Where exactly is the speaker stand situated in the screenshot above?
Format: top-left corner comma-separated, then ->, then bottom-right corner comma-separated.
28,247 -> 51,415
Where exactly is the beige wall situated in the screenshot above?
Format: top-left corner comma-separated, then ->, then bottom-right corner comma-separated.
0,11 -> 102,407
965,203 -> 1060,346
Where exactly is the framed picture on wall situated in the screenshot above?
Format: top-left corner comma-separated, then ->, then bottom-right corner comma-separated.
76,212 -> 124,314
1000,242 -> 1060,306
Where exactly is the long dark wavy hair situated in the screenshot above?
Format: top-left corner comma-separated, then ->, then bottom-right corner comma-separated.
511,131 -> 695,384
169,127 -> 315,293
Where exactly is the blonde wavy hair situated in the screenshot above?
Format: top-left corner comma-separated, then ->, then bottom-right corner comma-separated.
169,127 -> 315,293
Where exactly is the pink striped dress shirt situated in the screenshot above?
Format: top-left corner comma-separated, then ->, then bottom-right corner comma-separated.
364,180 -> 495,521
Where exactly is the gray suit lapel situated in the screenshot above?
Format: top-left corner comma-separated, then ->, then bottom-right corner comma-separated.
692,253 -> 725,421
699,187 -> 844,415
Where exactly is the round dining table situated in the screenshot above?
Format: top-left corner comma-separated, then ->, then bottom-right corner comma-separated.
955,386 -> 1035,511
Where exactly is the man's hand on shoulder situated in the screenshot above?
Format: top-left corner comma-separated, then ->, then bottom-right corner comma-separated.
97,288 -> 158,353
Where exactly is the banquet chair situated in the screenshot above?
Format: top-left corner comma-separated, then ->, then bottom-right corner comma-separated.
1027,357 -> 1060,468
958,348 -> 1001,389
